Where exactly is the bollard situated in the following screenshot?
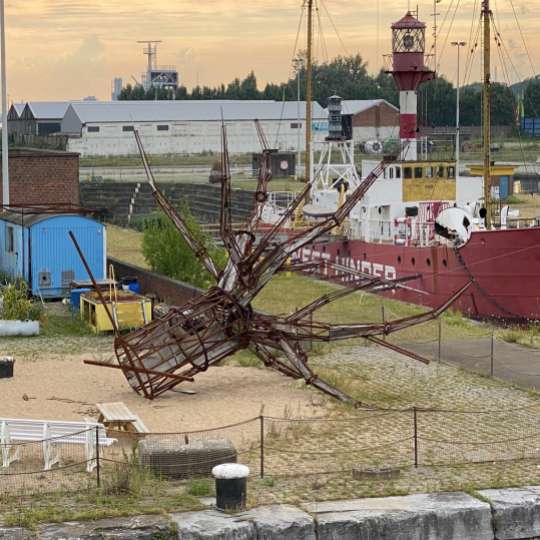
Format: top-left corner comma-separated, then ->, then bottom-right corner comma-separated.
212,463 -> 250,510
0,356 -> 14,378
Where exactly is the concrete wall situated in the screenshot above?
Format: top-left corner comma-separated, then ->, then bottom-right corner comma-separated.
9,488 -> 540,539
108,256 -> 201,307
0,149 -> 80,207
66,119 -> 327,156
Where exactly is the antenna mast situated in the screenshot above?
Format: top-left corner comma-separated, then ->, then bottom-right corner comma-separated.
137,40 -> 162,90
431,0 -> 440,72
305,0 -> 313,183
482,0 -> 491,228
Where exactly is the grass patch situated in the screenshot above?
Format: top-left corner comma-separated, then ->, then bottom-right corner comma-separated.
40,309 -> 93,338
186,478 -> 213,497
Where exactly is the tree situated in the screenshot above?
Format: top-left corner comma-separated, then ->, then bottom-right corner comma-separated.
142,202 -> 227,289
490,83 -> 516,127
418,77 -> 455,127
524,77 -> 540,117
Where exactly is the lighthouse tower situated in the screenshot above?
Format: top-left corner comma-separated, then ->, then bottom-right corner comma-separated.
389,12 -> 434,161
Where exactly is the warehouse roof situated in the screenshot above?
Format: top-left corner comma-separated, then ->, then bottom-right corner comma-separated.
340,99 -> 398,115
64,100 -> 327,124
0,211 -> 84,227
24,101 -> 71,120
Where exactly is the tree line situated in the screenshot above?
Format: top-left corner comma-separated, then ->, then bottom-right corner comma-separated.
119,54 -> 540,128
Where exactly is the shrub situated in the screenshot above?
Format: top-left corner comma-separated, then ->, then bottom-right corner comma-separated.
0,280 -> 42,321
142,201 -> 227,289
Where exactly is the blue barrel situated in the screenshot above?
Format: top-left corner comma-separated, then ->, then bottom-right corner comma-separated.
70,288 -> 92,310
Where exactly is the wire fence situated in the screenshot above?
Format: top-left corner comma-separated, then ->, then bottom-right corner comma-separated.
4,401 -> 540,498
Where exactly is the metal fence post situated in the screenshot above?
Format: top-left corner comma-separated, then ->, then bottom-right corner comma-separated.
259,415 -> 265,479
437,318 -> 442,362
381,303 -> 386,341
95,426 -> 101,489
413,407 -> 418,468
490,332 -> 494,377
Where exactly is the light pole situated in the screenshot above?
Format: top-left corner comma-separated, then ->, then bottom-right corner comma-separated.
451,41 -> 466,176
1,0 -> 8,206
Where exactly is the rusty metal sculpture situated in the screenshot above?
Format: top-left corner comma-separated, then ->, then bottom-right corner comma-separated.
79,124 -> 469,407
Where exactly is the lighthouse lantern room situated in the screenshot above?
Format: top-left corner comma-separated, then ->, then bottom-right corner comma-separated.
389,12 -> 434,161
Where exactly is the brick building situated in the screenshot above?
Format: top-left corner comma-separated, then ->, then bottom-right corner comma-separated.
341,99 -> 399,143
0,148 -> 80,207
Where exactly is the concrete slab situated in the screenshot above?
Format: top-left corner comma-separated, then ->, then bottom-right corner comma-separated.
479,486 -> 540,540
171,510 -> 255,540
241,504 -> 316,540
38,514 -> 174,539
304,491 -> 494,540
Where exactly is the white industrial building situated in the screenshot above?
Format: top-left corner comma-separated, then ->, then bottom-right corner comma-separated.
61,100 -> 328,156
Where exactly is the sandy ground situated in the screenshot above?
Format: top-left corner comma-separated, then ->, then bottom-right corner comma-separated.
0,353 -> 322,433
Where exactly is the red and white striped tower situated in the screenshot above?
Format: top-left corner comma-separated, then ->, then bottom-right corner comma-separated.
389,12 -> 434,161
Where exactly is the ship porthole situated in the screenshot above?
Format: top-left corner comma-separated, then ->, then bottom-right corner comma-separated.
443,259 -> 448,267
426,258 -> 431,267
397,255 -> 402,264
363,253 -> 367,260
411,257 -> 416,266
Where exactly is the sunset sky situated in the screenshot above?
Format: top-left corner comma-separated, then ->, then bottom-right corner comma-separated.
5,0 -> 538,101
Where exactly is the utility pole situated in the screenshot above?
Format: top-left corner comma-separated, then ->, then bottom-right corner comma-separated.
482,0 -> 492,228
452,41 -> 466,175
1,0 -> 8,206
305,0 -> 313,184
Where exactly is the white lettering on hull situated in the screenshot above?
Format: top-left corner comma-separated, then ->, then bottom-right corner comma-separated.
299,248 -> 397,281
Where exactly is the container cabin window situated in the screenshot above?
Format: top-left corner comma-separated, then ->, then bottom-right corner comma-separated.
404,167 -> 412,179
389,168 -> 394,179
437,166 -> 445,178
448,166 -> 456,178
414,167 -> 423,179
6,226 -> 14,253
87,126 -> 100,133
122,125 -> 134,132
157,125 -> 169,131
290,122 -> 302,129
395,168 -> 401,178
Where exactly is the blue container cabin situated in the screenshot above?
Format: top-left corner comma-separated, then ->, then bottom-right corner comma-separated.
0,213 -> 106,298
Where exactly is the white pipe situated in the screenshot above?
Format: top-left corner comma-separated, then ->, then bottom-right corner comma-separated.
1,0 -> 8,206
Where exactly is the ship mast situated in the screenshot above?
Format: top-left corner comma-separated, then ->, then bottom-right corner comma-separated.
305,0 -> 313,183
482,0 -> 491,228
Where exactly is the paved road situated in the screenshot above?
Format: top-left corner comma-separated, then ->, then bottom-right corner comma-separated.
400,337 -> 540,391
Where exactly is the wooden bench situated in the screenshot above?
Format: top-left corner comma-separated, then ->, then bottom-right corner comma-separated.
96,402 -> 150,434
0,418 -> 116,472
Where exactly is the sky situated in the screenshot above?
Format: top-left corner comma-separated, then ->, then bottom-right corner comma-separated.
5,0 -> 539,102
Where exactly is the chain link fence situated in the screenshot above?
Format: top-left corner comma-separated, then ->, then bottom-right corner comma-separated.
4,400 -> 540,498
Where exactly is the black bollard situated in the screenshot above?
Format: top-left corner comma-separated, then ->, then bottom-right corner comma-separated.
212,463 -> 250,510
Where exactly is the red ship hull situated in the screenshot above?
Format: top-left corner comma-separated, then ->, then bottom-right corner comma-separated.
300,227 -> 540,321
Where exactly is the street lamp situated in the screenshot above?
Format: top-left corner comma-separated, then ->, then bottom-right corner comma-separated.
451,41 -> 466,175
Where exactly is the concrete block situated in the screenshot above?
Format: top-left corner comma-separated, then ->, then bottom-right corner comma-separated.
38,514 -> 174,539
241,504 -> 316,540
479,486 -> 540,540
304,491 -> 494,540
172,510 -> 255,539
